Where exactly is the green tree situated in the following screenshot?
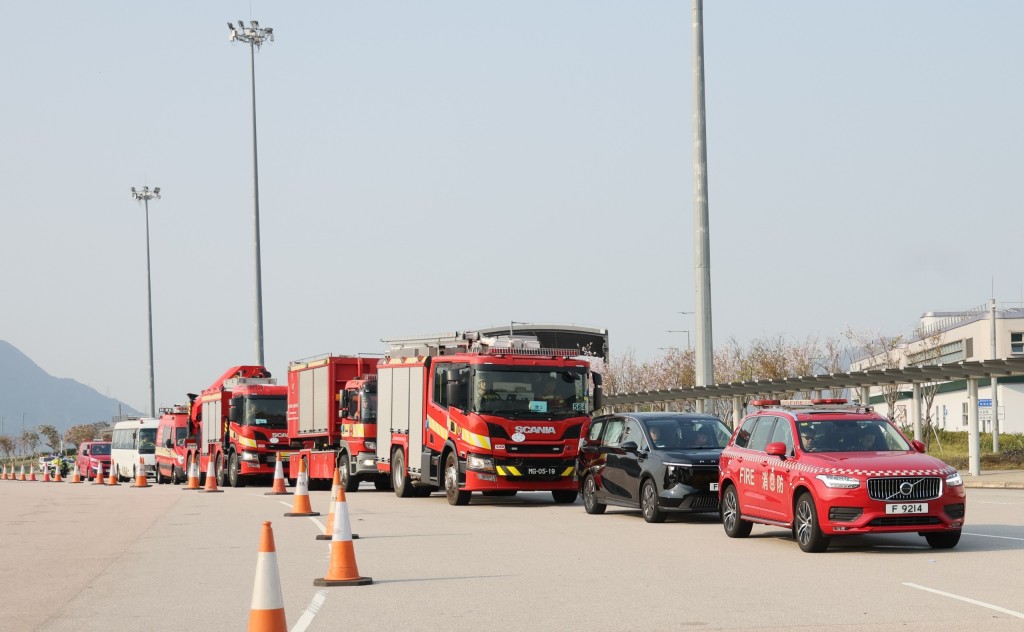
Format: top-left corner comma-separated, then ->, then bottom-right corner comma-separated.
20,429 -> 41,457
38,424 -> 62,453
64,423 -> 101,449
0,435 -> 14,461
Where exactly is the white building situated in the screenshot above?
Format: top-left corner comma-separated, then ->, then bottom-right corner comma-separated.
850,303 -> 1024,435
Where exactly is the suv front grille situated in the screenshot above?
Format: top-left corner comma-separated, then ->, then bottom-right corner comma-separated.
867,477 -> 941,502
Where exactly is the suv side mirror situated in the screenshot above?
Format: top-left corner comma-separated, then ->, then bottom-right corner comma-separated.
911,439 -> 926,453
621,440 -> 639,453
766,442 -> 787,457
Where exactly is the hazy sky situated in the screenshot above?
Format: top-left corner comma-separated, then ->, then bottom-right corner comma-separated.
2,2 -> 1023,415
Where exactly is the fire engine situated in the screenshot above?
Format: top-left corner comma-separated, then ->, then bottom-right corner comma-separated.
285,354 -> 387,491
185,365 -> 288,488
375,326 -> 606,505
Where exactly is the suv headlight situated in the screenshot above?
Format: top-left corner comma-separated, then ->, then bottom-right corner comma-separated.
466,453 -> 494,472
665,463 -> 691,486
815,474 -> 861,489
945,471 -> 963,487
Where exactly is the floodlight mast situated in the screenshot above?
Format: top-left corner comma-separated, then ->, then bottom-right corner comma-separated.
131,185 -> 161,418
226,20 -> 274,367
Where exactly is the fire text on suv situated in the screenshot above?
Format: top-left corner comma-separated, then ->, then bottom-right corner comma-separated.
718,399 -> 965,552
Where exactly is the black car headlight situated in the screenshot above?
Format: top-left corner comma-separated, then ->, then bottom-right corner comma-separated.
665,463 -> 692,487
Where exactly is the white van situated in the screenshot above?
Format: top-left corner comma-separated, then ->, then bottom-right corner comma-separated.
111,417 -> 159,482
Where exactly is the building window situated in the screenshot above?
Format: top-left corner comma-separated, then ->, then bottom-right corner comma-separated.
1011,332 -> 1024,355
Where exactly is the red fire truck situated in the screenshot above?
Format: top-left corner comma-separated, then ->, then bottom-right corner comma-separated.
185,365 -> 288,488
285,354 -> 387,491
375,325 -> 607,505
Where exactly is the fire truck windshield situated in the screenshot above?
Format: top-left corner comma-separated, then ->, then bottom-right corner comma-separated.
361,385 -> 377,423
473,368 -> 589,416
242,396 -> 287,429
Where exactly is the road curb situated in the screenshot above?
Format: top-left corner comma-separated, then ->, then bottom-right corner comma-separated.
963,481 -> 1024,490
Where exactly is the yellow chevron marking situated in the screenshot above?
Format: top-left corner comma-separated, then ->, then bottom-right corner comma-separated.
561,466 -> 575,477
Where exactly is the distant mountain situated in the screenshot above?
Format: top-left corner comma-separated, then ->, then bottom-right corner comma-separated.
0,340 -> 139,436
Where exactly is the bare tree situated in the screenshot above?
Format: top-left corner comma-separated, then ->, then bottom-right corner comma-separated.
910,326 -> 946,446
0,435 -> 14,462
845,327 -> 906,422
20,429 -> 41,458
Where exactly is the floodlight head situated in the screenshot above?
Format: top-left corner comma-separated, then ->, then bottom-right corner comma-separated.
227,22 -> 234,31
251,20 -> 259,28
238,20 -> 245,29
265,27 -> 273,34
153,187 -> 160,195
131,187 -> 137,194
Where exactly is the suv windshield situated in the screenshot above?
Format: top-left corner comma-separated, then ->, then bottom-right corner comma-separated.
797,419 -> 910,453
646,418 -> 731,449
244,396 -> 287,429
472,368 -> 589,416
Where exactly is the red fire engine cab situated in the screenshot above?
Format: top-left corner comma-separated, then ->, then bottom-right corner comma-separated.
185,365 -> 288,488
375,326 -> 606,505
286,354 -> 387,491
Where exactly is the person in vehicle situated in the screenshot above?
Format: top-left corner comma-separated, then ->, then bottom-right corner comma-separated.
649,426 -> 666,448
799,427 -> 817,452
694,427 -> 715,447
860,427 -> 887,451
477,377 -> 501,407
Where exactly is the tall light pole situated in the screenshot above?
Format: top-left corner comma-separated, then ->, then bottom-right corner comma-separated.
692,0 -> 714,412
131,185 -> 160,417
228,20 -> 274,367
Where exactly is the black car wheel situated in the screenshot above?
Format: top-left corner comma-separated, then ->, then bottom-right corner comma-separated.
794,492 -> 830,552
583,474 -> 606,515
640,479 -> 666,523
721,485 -> 753,538
924,530 -> 961,549
444,452 -> 471,506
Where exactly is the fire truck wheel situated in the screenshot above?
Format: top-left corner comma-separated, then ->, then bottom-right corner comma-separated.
228,453 -> 246,488
444,452 -> 471,506
392,449 -> 414,498
794,492 -> 830,553
339,454 -> 359,493
552,489 -> 579,504
721,485 -> 752,538
582,474 -> 606,514
414,485 -> 435,497
216,455 -> 228,488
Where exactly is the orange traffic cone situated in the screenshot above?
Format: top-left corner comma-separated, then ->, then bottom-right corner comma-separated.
248,521 -> 287,632
69,464 -> 83,483
2,464 -> 8,480
132,457 -> 150,488
201,457 -> 223,493
316,468 -> 341,540
94,462 -> 106,485
28,465 -> 37,482
42,466 -> 52,483
183,459 -> 201,490
264,459 -> 290,496
284,457 -> 318,517
53,465 -> 63,483
314,485 -> 372,586
108,461 -> 119,486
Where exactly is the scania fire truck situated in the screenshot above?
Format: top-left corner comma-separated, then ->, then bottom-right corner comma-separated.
185,365 -> 288,488
375,325 -> 606,505
286,354 -> 386,491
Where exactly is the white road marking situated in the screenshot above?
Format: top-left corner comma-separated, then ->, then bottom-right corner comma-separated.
963,532 -> 1024,542
903,583 -> 1024,620
290,589 -> 328,632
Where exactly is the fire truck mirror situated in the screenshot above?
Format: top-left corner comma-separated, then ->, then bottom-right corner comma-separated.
592,371 -> 603,410
228,396 -> 242,423
165,439 -> 173,449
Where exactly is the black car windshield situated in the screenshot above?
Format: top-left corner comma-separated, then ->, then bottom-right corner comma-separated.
797,419 -> 910,453
90,443 -> 111,456
646,418 -> 731,449
473,368 -> 589,416
245,396 -> 288,429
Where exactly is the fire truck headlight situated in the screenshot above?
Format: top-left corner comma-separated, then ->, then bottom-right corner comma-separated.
176,455 -> 185,464
945,471 -> 963,487
364,440 -> 376,451
815,474 -> 861,489
241,451 -> 259,462
466,453 -> 494,473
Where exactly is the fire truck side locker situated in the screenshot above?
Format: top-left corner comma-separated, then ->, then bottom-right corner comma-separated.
376,362 -> 426,480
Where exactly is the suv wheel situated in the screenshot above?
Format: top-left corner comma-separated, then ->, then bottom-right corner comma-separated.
640,479 -> 666,523
722,485 -> 753,538
583,474 -> 606,515
924,530 -> 961,549
794,492 -> 830,552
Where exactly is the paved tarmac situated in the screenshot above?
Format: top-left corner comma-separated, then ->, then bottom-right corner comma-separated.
962,469 -> 1024,489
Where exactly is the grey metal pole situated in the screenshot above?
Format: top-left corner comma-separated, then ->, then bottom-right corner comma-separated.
967,378 -> 980,476
692,0 -> 714,409
249,40 -> 265,367
131,186 -> 160,418
911,383 -> 922,442
144,196 -> 156,417
990,299 -> 1000,452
